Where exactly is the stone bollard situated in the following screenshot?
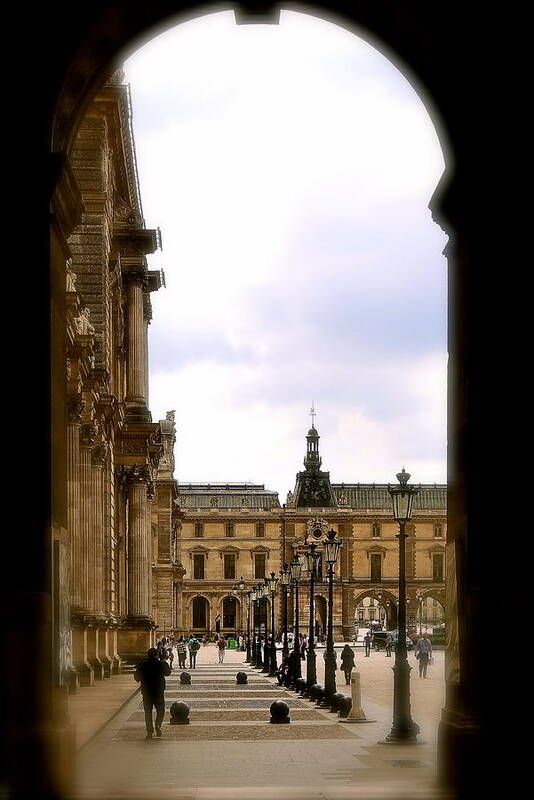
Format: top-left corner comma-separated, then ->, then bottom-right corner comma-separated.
338,695 -> 352,718
295,678 -> 307,695
339,672 -> 375,723
169,701 -> 190,725
236,671 -> 248,685
180,672 -> 192,685
270,700 -> 290,724
329,692 -> 344,713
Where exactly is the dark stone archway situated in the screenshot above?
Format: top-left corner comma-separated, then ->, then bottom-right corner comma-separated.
11,2 -> 503,797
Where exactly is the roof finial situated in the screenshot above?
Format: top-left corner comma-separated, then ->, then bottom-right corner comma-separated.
310,402 -> 316,429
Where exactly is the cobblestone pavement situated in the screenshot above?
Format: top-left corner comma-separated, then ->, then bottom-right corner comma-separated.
72,644 -> 449,800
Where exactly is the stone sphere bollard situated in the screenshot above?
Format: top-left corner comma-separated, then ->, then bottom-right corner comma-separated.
314,685 -> 326,705
330,692 -> 344,712
270,700 -> 290,724
338,695 -> 352,718
180,672 -> 192,685
169,701 -> 190,725
295,678 -> 306,695
236,671 -> 248,685
309,683 -> 322,701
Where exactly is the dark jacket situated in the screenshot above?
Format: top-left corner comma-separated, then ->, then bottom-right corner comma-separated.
134,657 -> 171,701
340,647 -> 355,668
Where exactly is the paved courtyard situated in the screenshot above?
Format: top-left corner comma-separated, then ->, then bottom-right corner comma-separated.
72,643 -> 448,800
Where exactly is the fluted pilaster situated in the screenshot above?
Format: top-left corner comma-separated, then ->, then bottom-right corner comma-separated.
78,423 -> 97,611
67,397 -> 83,609
90,442 -> 107,616
126,466 -> 152,618
125,275 -> 147,406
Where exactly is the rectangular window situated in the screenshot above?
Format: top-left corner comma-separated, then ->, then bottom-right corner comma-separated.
224,553 -> 236,580
255,522 -> 265,537
434,522 -> 443,538
372,522 -> 381,538
254,553 -> 266,579
433,553 -> 444,581
194,522 -> 204,538
370,553 -> 382,582
225,522 -> 235,538
193,553 -> 205,580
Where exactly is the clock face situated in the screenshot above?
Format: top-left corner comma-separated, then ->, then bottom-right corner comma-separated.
311,527 -> 323,540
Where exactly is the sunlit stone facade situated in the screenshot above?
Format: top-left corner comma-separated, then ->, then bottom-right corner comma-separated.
153,422 -> 446,641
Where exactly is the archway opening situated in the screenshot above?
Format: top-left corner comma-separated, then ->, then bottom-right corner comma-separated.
192,595 -> 209,632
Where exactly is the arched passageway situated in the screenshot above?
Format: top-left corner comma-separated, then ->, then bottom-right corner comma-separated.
191,595 -> 210,632
12,3 -> 499,799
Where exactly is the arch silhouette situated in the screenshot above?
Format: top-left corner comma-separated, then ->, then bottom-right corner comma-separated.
31,3 -> 493,798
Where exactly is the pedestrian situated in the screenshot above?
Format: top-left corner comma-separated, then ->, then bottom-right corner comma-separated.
276,655 -> 290,686
166,643 -> 174,669
340,644 -> 355,685
188,635 -> 200,668
176,636 -> 187,669
134,647 -> 171,739
364,631 -> 371,656
414,632 -> 433,678
217,635 -> 227,663
300,634 -> 307,661
385,633 -> 393,657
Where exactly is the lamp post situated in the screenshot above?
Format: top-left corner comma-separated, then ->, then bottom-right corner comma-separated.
303,541 -> 320,692
254,583 -> 264,669
245,590 -> 252,662
321,529 -> 342,707
280,563 -> 290,658
261,579 -> 271,674
266,571 -> 279,675
382,467 -> 420,744
290,554 -> 302,685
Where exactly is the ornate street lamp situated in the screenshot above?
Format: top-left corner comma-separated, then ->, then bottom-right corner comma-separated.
279,563 -> 290,658
321,529 -> 342,707
254,583 -> 265,669
250,586 -> 258,666
382,467 -> 420,744
266,571 -> 279,675
245,590 -> 252,662
261,579 -> 271,674
302,541 -> 320,693
290,553 -> 302,686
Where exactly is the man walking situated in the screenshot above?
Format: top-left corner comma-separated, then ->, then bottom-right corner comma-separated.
385,633 -> 393,657
414,632 -> 433,677
134,647 -> 171,739
364,631 -> 371,657
188,635 -> 200,668
217,635 -> 227,663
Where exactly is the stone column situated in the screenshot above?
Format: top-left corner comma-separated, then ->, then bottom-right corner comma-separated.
124,272 -> 150,422
66,397 -> 83,692
72,423 -> 97,686
118,465 -> 153,662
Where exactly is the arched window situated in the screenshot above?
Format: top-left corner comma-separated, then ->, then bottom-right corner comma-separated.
223,596 -> 236,628
192,596 -> 208,628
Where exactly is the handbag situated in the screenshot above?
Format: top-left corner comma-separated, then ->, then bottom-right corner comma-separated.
429,656 -> 434,665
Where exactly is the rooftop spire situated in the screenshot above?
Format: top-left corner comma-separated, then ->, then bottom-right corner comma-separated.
310,402 -> 316,429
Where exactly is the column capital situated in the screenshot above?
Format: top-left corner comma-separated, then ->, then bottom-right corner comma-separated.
80,422 -> 98,448
91,442 -> 108,468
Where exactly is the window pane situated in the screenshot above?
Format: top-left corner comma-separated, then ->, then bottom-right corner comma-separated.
193,554 -> 205,580
224,553 -> 236,579
255,553 -> 266,579
371,553 -> 382,581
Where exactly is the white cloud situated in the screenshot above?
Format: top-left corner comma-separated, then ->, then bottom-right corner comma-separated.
126,10 -> 448,495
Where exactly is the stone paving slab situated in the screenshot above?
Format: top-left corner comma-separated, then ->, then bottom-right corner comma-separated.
114,724 -> 359,741
160,697 -> 311,709
130,709 -> 325,721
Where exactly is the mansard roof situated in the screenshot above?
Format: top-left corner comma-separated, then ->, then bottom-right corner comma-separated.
176,482 -> 281,510
331,483 -> 446,512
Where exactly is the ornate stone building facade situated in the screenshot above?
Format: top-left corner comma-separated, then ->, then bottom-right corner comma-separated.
152,421 -> 446,641
63,73 -> 165,689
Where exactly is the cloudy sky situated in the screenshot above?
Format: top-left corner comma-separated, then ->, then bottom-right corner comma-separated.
124,9 -> 448,498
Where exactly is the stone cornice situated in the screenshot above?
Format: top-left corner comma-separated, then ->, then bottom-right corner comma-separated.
50,154 -> 84,244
